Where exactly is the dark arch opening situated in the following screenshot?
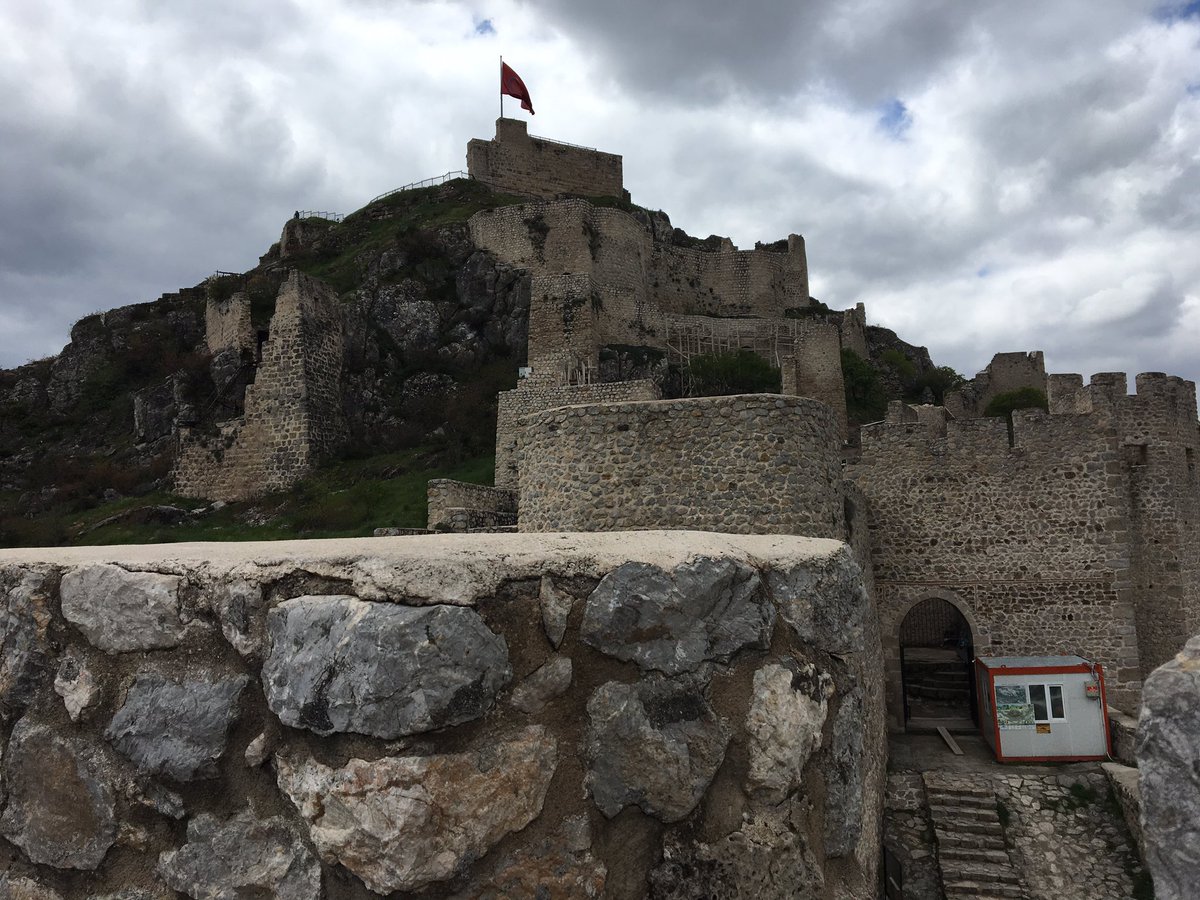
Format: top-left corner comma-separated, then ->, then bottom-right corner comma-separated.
899,597 -> 977,731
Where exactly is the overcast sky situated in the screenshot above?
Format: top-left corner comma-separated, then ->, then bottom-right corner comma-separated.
2,0 -> 1198,388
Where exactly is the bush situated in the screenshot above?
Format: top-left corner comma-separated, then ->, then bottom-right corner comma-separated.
912,365 -> 965,404
984,387 -> 1048,419
685,350 -> 780,396
842,349 -> 888,423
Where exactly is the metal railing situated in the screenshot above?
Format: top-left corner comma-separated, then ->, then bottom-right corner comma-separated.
295,210 -> 344,222
529,132 -> 597,152
369,171 -> 471,206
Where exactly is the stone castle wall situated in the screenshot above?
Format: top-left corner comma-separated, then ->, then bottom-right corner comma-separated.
426,479 -> 517,531
0,532 -> 884,900
845,374 -> 1200,723
467,118 -> 624,200
494,379 -> 660,490
518,394 -> 845,536
204,291 -> 254,355
781,319 -> 849,437
173,271 -> 347,501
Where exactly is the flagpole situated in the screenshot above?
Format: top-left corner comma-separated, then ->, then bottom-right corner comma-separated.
499,54 -> 503,118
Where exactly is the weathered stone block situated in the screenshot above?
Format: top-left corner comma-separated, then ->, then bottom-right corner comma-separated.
59,564 -> 184,652
261,595 -> 510,738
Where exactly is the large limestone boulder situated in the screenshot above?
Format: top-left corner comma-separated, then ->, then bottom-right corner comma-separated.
261,595 -> 511,738
745,661 -> 833,804
1138,634 -> 1200,898
581,558 -> 774,675
275,725 -> 557,894
59,564 -> 185,652
0,717 -> 117,870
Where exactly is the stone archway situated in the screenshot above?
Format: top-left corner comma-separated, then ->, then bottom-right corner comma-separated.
889,592 -> 986,733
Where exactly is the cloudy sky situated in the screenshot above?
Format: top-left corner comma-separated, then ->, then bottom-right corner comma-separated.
2,0 -> 1199,387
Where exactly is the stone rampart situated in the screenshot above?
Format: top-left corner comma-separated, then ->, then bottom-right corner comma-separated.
781,319 -> 849,437
849,401 -> 1147,722
426,479 -> 517,531
173,271 -> 347,501
0,532 -> 884,899
467,118 -> 625,199
494,378 -> 660,489
518,394 -> 845,536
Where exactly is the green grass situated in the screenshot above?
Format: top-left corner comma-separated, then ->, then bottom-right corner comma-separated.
2,449 -> 495,548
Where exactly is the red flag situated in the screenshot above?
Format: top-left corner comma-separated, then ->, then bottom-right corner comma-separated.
501,61 -> 535,115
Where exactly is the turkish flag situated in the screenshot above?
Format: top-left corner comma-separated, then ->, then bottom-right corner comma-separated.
501,61 -> 535,115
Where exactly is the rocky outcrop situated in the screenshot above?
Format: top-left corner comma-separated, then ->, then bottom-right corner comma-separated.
276,725 -> 557,894
1137,634 -> 1200,899
261,595 -> 511,738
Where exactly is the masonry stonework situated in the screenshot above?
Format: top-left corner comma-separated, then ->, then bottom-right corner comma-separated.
518,394 -> 845,537
173,271 -> 347,501
467,118 -> 625,200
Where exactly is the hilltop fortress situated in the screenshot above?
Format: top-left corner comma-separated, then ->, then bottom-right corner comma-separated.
168,119 -> 1200,733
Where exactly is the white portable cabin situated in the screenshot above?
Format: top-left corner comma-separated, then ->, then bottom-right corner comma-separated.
975,655 -> 1111,763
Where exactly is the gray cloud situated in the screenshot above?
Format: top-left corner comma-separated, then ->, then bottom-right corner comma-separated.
1,0 -> 1197,394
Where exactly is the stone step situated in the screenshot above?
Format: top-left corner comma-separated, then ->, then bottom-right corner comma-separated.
941,860 -> 1023,885
935,819 -> 1004,838
930,803 -> 1001,822
940,878 -> 1027,897
926,791 -> 995,808
935,831 -> 1008,852
922,775 -> 995,796
939,846 -> 1012,865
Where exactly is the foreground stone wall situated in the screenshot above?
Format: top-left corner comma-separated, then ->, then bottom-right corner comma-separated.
0,532 -> 883,899
519,395 -> 845,537
173,271 -> 348,501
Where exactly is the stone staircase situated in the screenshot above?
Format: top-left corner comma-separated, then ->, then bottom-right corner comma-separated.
923,773 -> 1028,900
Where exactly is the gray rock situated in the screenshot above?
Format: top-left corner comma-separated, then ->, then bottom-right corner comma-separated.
209,579 -> 266,657
244,730 -> 276,768
581,558 -> 773,675
0,717 -> 117,870
0,875 -> 64,900
54,650 -> 99,721
1137,634 -> 1200,899
648,808 -> 824,900
539,575 -> 574,649
261,595 -> 510,738
106,673 -> 248,781
585,676 -> 729,822
276,725 -> 557,894
745,661 -> 833,803
510,655 -> 573,714
767,546 -> 870,654
824,685 -> 865,857
157,808 -> 322,900
0,569 -> 53,719
60,564 -> 184,653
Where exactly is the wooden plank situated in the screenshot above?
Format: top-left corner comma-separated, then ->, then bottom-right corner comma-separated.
937,726 -> 964,755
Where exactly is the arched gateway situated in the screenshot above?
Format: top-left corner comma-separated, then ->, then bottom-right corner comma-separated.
898,597 -> 977,731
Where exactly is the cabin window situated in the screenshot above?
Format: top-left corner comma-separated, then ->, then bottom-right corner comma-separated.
1027,683 -> 1066,722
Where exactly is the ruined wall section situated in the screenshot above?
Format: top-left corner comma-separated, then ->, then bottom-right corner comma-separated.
467,201 -> 811,380
426,479 -> 517,531
204,291 -> 254,355
946,351 -> 1047,418
519,394 -> 845,537
173,272 -> 347,501
782,320 -> 849,438
847,404 -> 1145,712
466,118 -> 624,200
494,379 -> 660,489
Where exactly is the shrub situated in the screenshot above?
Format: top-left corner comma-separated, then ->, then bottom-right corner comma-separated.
984,387 -> 1048,419
842,349 -> 888,423
685,350 -> 780,396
